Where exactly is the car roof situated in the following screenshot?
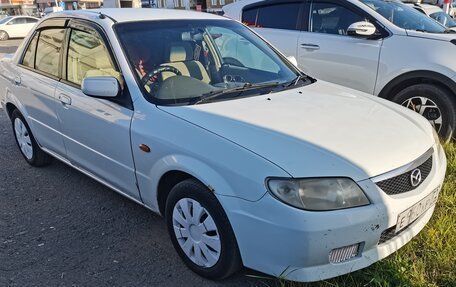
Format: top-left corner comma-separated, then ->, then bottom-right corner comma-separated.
50,8 -> 229,23
12,15 -> 38,18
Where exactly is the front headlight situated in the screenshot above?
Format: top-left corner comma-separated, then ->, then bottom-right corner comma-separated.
266,178 -> 370,211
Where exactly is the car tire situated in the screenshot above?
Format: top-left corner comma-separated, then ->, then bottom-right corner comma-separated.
165,179 -> 242,280
392,83 -> 456,142
0,30 -> 9,41
11,110 -> 53,166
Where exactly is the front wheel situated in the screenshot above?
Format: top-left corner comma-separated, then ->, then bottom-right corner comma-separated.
392,83 -> 456,142
0,30 -> 9,41
11,110 -> 53,166
165,179 -> 242,280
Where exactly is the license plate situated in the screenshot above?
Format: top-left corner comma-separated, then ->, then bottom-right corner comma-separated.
395,186 -> 440,233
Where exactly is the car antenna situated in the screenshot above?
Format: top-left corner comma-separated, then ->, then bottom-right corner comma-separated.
98,12 -> 106,19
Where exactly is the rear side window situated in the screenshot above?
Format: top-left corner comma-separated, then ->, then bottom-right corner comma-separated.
22,32 -> 38,68
66,29 -> 118,85
25,18 -> 38,24
35,28 -> 65,77
9,18 -> 27,25
256,3 -> 301,30
242,8 -> 258,27
242,3 -> 301,30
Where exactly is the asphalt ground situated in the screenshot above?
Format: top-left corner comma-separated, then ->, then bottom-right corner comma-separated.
0,39 -> 22,59
0,39 -> 269,287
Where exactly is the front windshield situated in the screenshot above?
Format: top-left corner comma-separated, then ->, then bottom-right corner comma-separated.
0,17 -> 12,25
115,20 -> 304,105
360,0 -> 447,33
430,11 -> 456,28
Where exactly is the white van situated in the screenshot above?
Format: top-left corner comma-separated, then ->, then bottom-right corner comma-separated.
43,7 -> 64,17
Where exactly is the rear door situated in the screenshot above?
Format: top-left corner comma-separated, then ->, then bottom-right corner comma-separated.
54,20 -> 138,199
297,0 -> 383,94
7,17 -> 29,37
24,18 -> 39,36
14,26 -> 67,157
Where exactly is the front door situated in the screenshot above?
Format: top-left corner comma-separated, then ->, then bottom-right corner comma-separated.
297,0 -> 383,94
54,24 -> 139,199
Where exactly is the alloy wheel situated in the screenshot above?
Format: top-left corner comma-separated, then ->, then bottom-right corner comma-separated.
401,96 -> 442,133
172,198 -> 221,268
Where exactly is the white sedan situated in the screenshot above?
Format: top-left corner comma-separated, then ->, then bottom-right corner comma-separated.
0,9 -> 447,283
0,16 -> 39,41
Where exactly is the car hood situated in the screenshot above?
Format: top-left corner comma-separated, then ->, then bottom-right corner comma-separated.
406,29 -> 456,41
158,81 -> 434,181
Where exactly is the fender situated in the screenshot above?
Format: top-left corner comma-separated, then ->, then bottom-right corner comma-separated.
137,153 -> 268,213
377,70 -> 456,100
3,91 -> 30,124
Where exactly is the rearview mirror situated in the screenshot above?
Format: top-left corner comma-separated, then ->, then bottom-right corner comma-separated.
347,21 -> 376,37
82,76 -> 119,98
286,56 -> 298,67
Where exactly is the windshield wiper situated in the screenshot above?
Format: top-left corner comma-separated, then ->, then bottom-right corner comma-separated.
193,81 -> 280,105
285,73 -> 316,87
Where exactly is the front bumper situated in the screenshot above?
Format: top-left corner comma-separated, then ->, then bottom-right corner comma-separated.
219,145 -> 447,282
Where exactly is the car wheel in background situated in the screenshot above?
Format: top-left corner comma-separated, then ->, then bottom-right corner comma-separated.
0,30 -> 9,41
393,83 -> 456,142
11,110 -> 53,166
165,179 -> 242,280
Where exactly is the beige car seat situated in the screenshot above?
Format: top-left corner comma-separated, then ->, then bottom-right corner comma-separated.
161,42 -> 210,84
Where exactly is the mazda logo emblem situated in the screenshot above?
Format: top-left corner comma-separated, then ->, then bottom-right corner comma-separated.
410,169 -> 422,187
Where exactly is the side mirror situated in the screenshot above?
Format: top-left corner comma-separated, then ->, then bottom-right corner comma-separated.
82,76 -> 119,98
286,56 -> 298,67
347,21 -> 376,37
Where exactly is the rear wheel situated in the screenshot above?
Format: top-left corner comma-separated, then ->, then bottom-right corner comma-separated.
165,179 -> 242,280
11,110 -> 53,166
0,30 -> 9,41
392,83 -> 456,142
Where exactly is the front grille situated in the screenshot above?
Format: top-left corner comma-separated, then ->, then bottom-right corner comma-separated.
376,155 -> 433,195
329,243 -> 361,263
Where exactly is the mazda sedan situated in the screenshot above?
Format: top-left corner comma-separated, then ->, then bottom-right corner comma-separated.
0,9 -> 447,282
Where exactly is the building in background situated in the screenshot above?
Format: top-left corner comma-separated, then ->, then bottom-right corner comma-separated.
154,0 -> 234,12
0,0 -> 236,16
36,0 -> 102,11
1,0 -> 37,15
206,0 -> 229,13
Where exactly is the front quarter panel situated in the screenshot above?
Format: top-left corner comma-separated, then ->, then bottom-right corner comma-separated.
130,98 -> 290,212
375,35 -> 456,95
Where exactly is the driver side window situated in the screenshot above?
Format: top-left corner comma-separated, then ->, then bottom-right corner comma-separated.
209,27 -> 280,73
67,29 -> 118,86
311,2 -> 366,35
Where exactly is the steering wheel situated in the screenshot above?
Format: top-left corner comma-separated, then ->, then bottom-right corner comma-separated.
141,66 -> 182,87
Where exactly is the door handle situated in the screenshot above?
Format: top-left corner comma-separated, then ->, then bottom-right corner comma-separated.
300,43 -> 320,50
13,76 -> 21,86
59,94 -> 72,106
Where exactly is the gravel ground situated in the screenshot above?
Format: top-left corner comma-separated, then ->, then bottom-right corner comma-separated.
0,40 -> 271,287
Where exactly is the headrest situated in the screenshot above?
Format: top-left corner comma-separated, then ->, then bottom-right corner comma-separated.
168,42 -> 193,62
